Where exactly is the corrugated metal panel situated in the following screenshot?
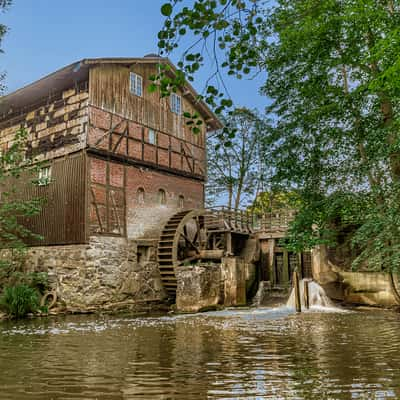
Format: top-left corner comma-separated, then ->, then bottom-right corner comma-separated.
17,151 -> 87,245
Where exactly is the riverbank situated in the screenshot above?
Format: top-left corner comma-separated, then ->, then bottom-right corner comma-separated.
0,298 -> 171,322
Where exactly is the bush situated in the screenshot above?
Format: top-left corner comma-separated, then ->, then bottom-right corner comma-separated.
0,258 -> 49,294
0,284 -> 40,318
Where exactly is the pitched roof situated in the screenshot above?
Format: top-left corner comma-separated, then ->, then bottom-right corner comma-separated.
0,57 -> 222,131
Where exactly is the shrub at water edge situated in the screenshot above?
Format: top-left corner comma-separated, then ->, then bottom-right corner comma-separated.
0,284 -> 40,318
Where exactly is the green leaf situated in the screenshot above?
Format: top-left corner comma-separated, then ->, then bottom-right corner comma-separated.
148,83 -> 158,93
161,3 -> 173,16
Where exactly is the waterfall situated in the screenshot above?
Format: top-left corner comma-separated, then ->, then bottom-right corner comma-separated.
286,278 -> 335,309
251,281 -> 268,306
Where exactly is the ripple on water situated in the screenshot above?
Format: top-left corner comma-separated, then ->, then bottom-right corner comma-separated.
0,308 -> 400,399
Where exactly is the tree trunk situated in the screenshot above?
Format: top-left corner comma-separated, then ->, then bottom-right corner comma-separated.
228,183 -> 233,209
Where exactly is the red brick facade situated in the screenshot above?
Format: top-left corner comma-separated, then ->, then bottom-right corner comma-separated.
87,106 -> 206,178
89,155 -> 204,239
125,163 -> 204,239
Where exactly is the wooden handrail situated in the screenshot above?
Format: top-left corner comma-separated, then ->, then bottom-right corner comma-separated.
204,206 -> 296,234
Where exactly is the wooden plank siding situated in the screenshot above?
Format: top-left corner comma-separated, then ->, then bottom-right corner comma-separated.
16,151 -> 87,245
88,64 -> 207,179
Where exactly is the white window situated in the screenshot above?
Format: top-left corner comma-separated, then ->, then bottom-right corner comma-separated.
129,72 -> 143,97
178,195 -> 184,209
148,129 -> 157,145
170,93 -> 182,115
38,166 -> 51,186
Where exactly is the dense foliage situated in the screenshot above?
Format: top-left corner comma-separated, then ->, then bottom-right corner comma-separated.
0,128 -> 46,317
0,128 -> 43,250
158,0 -> 400,272
0,284 -> 40,318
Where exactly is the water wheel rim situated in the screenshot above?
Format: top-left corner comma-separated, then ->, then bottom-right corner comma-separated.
171,210 -> 206,268
158,209 -> 210,297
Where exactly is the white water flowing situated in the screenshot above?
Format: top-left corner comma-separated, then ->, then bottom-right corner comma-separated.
286,278 -> 336,310
251,281 -> 269,306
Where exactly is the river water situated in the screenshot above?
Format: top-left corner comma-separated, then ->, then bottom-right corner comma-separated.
0,307 -> 400,399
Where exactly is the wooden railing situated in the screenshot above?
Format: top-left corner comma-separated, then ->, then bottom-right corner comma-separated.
251,210 -> 296,232
205,206 -> 296,234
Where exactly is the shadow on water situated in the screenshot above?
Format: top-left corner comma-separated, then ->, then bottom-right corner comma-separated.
0,305 -> 400,399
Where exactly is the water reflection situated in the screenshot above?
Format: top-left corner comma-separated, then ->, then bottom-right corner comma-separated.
0,308 -> 399,399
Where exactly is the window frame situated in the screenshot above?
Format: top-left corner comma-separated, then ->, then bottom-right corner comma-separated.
137,187 -> 145,204
158,188 -> 167,205
170,93 -> 182,115
178,195 -> 184,209
38,165 -> 52,186
148,129 -> 157,145
129,72 -> 143,97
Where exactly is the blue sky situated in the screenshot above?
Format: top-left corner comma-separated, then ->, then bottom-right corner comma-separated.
1,0 -> 268,111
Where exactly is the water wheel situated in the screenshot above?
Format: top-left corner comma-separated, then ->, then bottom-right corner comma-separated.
157,209 -> 225,297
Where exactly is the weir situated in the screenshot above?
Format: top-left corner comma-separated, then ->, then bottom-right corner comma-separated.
286,278 -> 335,309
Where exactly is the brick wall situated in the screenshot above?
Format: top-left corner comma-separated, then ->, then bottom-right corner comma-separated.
88,155 -> 204,239
88,106 -> 206,179
125,164 -> 204,239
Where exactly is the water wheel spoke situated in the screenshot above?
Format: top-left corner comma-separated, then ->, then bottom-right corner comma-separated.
194,216 -> 204,250
179,230 -> 200,254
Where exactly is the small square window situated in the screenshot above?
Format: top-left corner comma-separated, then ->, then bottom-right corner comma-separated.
129,72 -> 143,97
170,93 -> 182,115
38,166 -> 51,186
148,129 -> 157,145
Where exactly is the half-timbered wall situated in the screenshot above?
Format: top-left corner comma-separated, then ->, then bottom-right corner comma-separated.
89,156 -> 126,236
0,62 -> 211,245
88,64 -> 206,179
0,83 -> 89,162
88,106 -> 206,178
88,155 -> 204,239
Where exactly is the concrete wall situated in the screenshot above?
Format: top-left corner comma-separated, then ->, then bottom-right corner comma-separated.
176,264 -> 221,312
175,257 -> 253,312
339,271 -> 399,307
312,245 -> 400,307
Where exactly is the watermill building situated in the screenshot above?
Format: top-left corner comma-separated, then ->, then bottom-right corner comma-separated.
0,56 -> 224,308
0,56 -> 354,311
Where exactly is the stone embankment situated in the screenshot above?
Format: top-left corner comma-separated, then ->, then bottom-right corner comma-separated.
176,257 -> 256,312
1,237 -> 167,315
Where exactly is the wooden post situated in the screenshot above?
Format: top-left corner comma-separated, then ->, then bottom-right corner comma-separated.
293,270 -> 301,313
303,279 -> 310,309
269,239 -> 276,285
226,232 -> 232,256
283,250 -> 289,284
